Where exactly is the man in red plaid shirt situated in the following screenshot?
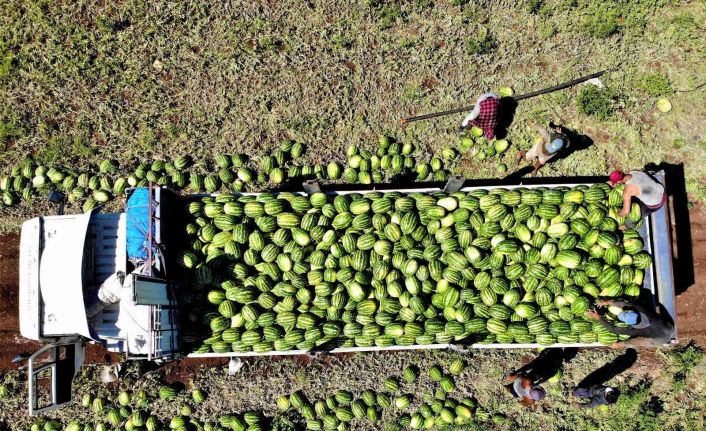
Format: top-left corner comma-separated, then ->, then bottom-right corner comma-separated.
461,93 -> 499,140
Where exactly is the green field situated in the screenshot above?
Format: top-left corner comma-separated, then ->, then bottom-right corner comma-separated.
0,0 -> 705,430
0,1 -> 705,215
1,346 -> 704,430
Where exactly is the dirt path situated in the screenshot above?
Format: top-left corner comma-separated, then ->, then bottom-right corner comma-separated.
0,235 -> 41,369
675,202 -> 706,343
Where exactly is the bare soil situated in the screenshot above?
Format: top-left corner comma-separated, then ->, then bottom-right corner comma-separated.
675,202 -> 706,344
160,357 -> 229,385
0,234 -> 41,369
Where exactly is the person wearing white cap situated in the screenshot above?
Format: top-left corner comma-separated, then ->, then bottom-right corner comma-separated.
585,299 -> 673,348
516,120 -> 571,176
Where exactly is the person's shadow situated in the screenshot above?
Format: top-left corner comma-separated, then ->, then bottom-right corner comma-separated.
494,97 -> 518,140
637,288 -> 676,337
514,348 -> 579,384
576,348 -> 638,389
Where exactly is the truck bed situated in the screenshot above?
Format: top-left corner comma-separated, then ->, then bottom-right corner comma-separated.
83,188 -> 180,358
187,175 -> 676,358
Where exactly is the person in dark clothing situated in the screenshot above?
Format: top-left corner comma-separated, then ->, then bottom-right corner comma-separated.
572,385 -> 619,409
503,348 -> 576,406
585,299 -> 673,348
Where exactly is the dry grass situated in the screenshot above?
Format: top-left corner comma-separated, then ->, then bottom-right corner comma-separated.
0,0 -> 704,211
1,0 -> 705,429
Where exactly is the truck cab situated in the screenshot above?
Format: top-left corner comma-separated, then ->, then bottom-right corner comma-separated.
19,187 -> 182,415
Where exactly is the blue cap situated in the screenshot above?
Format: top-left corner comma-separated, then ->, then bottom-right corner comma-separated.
547,138 -> 564,153
618,311 -> 639,325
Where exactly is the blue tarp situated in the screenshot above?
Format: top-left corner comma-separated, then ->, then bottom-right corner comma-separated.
126,188 -> 155,262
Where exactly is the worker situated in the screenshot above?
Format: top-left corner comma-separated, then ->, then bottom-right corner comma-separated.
572,385 -> 619,409
504,371 -> 546,406
608,170 -> 666,228
504,350 -> 559,407
585,299 -> 674,348
516,120 -> 571,176
461,93 -> 499,140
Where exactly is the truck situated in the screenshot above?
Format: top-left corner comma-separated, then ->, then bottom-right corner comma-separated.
18,174 -> 677,415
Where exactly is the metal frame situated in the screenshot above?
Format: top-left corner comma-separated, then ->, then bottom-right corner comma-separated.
147,184 -> 154,276
648,172 -> 677,341
147,298 -> 180,361
188,342 -> 607,359
123,186 -> 181,361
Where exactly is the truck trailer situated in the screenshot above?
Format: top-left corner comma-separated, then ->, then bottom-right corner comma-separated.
18,175 -> 677,414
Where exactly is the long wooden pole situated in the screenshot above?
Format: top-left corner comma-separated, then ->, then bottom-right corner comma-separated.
399,70 -> 606,125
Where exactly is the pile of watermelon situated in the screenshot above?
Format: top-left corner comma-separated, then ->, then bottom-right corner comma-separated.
0,141 -> 314,212
180,182 -> 651,353
342,137 -> 453,184
27,384 -> 293,431
29,359 -> 497,431
0,137 -> 457,212
459,126 -> 512,167
280,359 -> 490,429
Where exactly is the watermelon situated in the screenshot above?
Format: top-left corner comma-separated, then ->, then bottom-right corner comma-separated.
394,395 -> 412,409
555,250 -> 583,269
159,386 -> 177,400
656,98 -> 672,113
449,358 -> 466,375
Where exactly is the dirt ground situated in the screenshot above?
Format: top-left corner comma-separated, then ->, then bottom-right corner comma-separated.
0,204 -> 704,373
674,202 -> 706,344
0,234 -> 41,369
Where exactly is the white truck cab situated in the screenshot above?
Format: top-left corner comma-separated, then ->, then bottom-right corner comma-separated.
19,187 -> 181,415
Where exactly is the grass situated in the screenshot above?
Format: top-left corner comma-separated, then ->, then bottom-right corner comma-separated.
0,347 -> 705,430
577,85 -> 616,121
0,0 -> 705,426
0,0 -> 702,212
465,30 -> 496,56
635,73 -> 673,98
669,341 -> 704,384
0,0 -> 701,220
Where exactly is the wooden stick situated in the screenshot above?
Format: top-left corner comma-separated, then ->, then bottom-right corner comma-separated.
400,70 -> 606,125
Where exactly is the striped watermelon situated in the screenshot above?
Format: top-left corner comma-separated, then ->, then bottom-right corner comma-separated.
521,190 -> 542,206
584,187 -> 606,204
486,319 -> 507,334
549,321 -> 571,336
633,251 -> 652,269
555,250 -> 583,269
